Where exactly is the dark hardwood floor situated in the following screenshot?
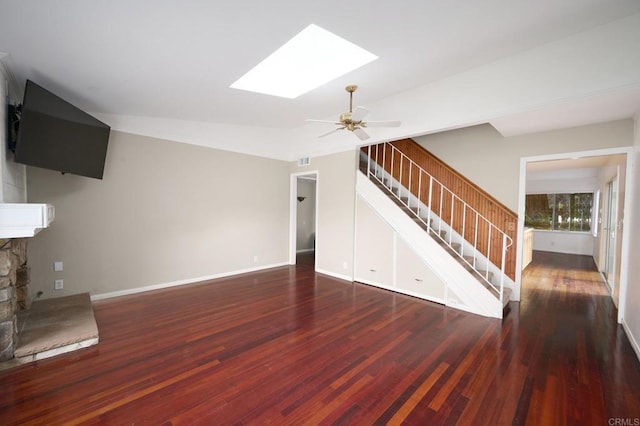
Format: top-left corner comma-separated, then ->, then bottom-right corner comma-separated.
1,251 -> 639,424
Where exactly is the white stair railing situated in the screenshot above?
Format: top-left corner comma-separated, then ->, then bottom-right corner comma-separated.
362,144 -> 513,304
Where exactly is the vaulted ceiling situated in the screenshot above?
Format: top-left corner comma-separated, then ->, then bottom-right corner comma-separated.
1,1 -> 639,160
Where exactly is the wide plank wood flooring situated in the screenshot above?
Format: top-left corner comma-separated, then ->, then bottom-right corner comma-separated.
1,251 -> 639,424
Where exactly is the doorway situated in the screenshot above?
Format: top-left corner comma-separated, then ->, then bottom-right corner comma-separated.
289,172 -> 318,265
517,147 -> 633,323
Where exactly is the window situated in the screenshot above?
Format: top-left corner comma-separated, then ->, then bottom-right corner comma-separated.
525,193 -> 593,232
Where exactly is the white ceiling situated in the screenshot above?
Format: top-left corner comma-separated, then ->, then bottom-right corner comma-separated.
1,1 -> 640,157
527,154 -> 627,173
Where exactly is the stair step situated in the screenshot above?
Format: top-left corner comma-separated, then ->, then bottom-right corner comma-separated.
400,196 -> 419,204
432,238 -> 462,257
412,216 -> 432,225
475,269 -> 494,282
412,216 -> 426,225
429,228 -> 448,239
409,207 -> 431,220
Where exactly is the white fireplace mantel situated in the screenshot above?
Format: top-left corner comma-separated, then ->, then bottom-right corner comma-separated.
0,203 -> 54,238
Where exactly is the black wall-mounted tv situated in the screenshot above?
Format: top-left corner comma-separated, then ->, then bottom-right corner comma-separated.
14,80 -> 111,180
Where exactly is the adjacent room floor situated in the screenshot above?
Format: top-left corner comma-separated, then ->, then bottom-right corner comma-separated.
0,251 -> 638,424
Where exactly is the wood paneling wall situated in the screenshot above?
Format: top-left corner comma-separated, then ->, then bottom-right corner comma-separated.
362,139 -> 517,280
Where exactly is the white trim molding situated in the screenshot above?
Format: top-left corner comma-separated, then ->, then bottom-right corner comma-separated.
622,319 -> 640,363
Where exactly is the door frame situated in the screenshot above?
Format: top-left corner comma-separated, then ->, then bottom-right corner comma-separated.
289,170 -> 319,265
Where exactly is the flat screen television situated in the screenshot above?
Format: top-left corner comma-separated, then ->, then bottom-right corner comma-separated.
14,80 -> 111,180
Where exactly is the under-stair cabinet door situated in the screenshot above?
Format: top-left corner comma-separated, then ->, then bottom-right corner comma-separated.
395,237 -> 445,303
355,196 -> 394,286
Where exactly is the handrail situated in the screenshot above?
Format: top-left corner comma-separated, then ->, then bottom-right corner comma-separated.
389,139 -> 518,281
363,143 -> 513,303
391,139 -> 517,219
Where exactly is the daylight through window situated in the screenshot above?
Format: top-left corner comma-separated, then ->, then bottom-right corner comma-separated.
525,193 -> 593,232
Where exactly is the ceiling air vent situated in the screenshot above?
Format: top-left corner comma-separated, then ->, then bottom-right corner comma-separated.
297,157 -> 310,167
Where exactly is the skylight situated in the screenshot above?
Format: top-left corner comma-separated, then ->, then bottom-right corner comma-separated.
230,24 -> 378,99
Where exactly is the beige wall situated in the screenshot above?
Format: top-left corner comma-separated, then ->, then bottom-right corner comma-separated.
415,119 -> 635,211
27,130 -> 290,299
289,120 -> 634,283
291,150 -> 357,280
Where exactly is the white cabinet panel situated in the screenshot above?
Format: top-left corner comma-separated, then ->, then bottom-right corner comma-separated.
396,237 -> 445,302
355,196 -> 394,286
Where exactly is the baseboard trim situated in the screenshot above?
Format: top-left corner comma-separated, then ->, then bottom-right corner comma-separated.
315,268 -> 352,282
91,262 -> 289,301
354,277 -> 446,306
622,319 -> 640,363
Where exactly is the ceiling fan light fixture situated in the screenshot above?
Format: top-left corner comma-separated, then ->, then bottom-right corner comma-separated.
306,85 -> 401,140
230,24 -> 378,99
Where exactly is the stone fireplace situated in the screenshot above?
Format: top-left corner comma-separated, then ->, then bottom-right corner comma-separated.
0,238 -> 29,361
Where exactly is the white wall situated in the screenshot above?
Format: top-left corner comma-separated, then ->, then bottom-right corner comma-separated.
26,130 -> 290,299
291,151 -> 357,281
623,116 -> 640,360
532,231 -> 593,256
526,168 -> 598,194
0,59 -> 26,202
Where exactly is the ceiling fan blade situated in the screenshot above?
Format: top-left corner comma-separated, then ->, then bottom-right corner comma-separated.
363,120 -> 401,128
306,119 -> 342,125
318,127 -> 344,138
351,106 -> 369,122
352,127 -> 370,141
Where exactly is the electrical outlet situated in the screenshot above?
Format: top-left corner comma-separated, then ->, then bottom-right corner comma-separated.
54,261 -> 63,272
253,255 -> 258,263
54,279 -> 63,290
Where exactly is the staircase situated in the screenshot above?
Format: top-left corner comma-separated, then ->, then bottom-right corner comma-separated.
357,140 -> 516,317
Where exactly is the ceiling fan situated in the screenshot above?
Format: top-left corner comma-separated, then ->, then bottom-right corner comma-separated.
306,85 -> 400,141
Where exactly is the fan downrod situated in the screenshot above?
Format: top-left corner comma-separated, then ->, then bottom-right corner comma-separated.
345,85 -> 358,115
